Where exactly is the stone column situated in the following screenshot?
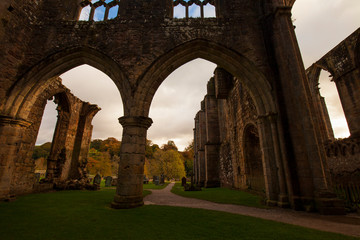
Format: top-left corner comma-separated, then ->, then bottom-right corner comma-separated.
204,78 -> 220,188
111,116 -> 152,209
195,109 -> 207,187
270,7 -> 343,213
0,116 -> 31,200
193,128 -> 198,184
334,69 -> 360,137
69,104 -> 100,179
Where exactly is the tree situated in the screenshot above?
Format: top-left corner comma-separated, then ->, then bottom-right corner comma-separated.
181,141 -> 194,177
152,149 -> 186,180
162,140 -> 178,151
32,142 -> 52,160
87,148 -> 112,176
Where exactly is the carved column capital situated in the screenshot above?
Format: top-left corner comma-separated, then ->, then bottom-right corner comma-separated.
118,116 -> 153,129
0,115 -> 32,128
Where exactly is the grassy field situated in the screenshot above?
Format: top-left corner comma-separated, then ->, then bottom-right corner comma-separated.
171,183 -> 266,208
0,189 -> 357,240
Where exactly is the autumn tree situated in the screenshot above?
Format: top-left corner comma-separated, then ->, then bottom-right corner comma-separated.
151,149 -> 186,180
161,140 -> 178,151
181,141 -> 194,177
87,148 -> 112,176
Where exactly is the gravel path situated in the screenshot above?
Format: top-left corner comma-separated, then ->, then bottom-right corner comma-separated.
144,182 -> 360,237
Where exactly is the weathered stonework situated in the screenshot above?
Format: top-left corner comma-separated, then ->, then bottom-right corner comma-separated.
0,0 -> 350,214
0,77 -> 99,199
306,28 -> 360,189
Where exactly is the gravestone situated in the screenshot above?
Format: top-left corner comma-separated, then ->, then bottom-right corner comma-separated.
153,176 -> 159,185
111,177 -> 117,186
93,174 -> 101,185
105,176 -> 112,187
143,176 -> 149,184
181,177 -> 186,186
35,173 -> 41,183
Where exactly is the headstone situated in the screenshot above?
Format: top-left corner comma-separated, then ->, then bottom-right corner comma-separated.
160,174 -> 165,184
35,173 -> 41,183
105,176 -> 112,187
181,176 -> 187,186
143,176 -> 149,184
111,177 -> 117,186
93,174 -> 101,185
153,176 -> 159,185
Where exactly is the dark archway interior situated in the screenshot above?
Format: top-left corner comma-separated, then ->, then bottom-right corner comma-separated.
244,124 -> 265,194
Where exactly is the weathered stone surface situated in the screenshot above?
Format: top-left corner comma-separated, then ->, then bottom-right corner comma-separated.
0,76 -> 99,198
0,0 -> 356,214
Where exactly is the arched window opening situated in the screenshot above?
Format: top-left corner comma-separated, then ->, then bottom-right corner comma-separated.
33,100 -> 58,182
203,3 -> 216,18
173,0 -> 216,19
79,0 -> 120,21
244,124 -> 265,194
319,70 -> 350,139
94,5 -> 106,22
79,5 -> 91,21
108,5 -> 119,20
173,4 -> 186,19
188,4 -> 201,18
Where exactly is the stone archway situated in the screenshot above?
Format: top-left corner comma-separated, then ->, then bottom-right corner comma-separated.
2,47 -> 130,118
111,39 -> 289,209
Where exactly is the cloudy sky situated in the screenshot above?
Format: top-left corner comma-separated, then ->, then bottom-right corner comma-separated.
36,0 -> 359,150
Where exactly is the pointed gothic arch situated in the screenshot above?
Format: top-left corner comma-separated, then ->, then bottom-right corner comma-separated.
3,47 -> 130,119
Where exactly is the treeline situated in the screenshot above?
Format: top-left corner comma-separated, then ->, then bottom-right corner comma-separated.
32,138 -> 194,179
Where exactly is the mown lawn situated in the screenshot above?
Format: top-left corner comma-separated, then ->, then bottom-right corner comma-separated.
0,189 -> 357,240
171,183 -> 266,208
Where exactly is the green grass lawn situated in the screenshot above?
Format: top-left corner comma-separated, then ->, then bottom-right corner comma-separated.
0,190 -> 357,240
171,183 -> 266,208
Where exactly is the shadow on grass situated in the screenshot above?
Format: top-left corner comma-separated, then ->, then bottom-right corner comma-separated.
0,189 -> 356,240
171,183 -> 267,208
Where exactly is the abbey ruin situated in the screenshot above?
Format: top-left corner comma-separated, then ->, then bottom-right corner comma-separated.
0,0 -> 359,214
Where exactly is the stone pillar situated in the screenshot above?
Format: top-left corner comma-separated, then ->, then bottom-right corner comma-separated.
195,109 -> 206,187
204,78 -> 220,187
46,109 -> 70,181
69,103 -> 100,179
306,66 -> 335,142
111,116 -> 152,209
193,128 -> 198,184
270,7 -> 343,214
334,70 -> 360,137
0,116 -> 31,200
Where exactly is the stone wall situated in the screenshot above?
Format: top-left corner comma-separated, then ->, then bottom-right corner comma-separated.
194,68 -> 261,192
0,77 -> 99,199
326,138 -> 360,185
0,0 -> 347,213
306,28 -> 360,188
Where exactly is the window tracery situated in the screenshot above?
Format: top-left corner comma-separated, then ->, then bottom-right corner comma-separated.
79,0 -> 120,21
173,0 -> 216,19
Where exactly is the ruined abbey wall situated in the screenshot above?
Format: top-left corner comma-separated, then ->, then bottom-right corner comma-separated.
0,0 -> 350,213
306,28 -> 360,187
194,69 -> 266,195
0,76 -> 99,198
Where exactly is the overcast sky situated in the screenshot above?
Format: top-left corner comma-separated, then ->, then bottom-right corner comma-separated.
36,0 -> 359,150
